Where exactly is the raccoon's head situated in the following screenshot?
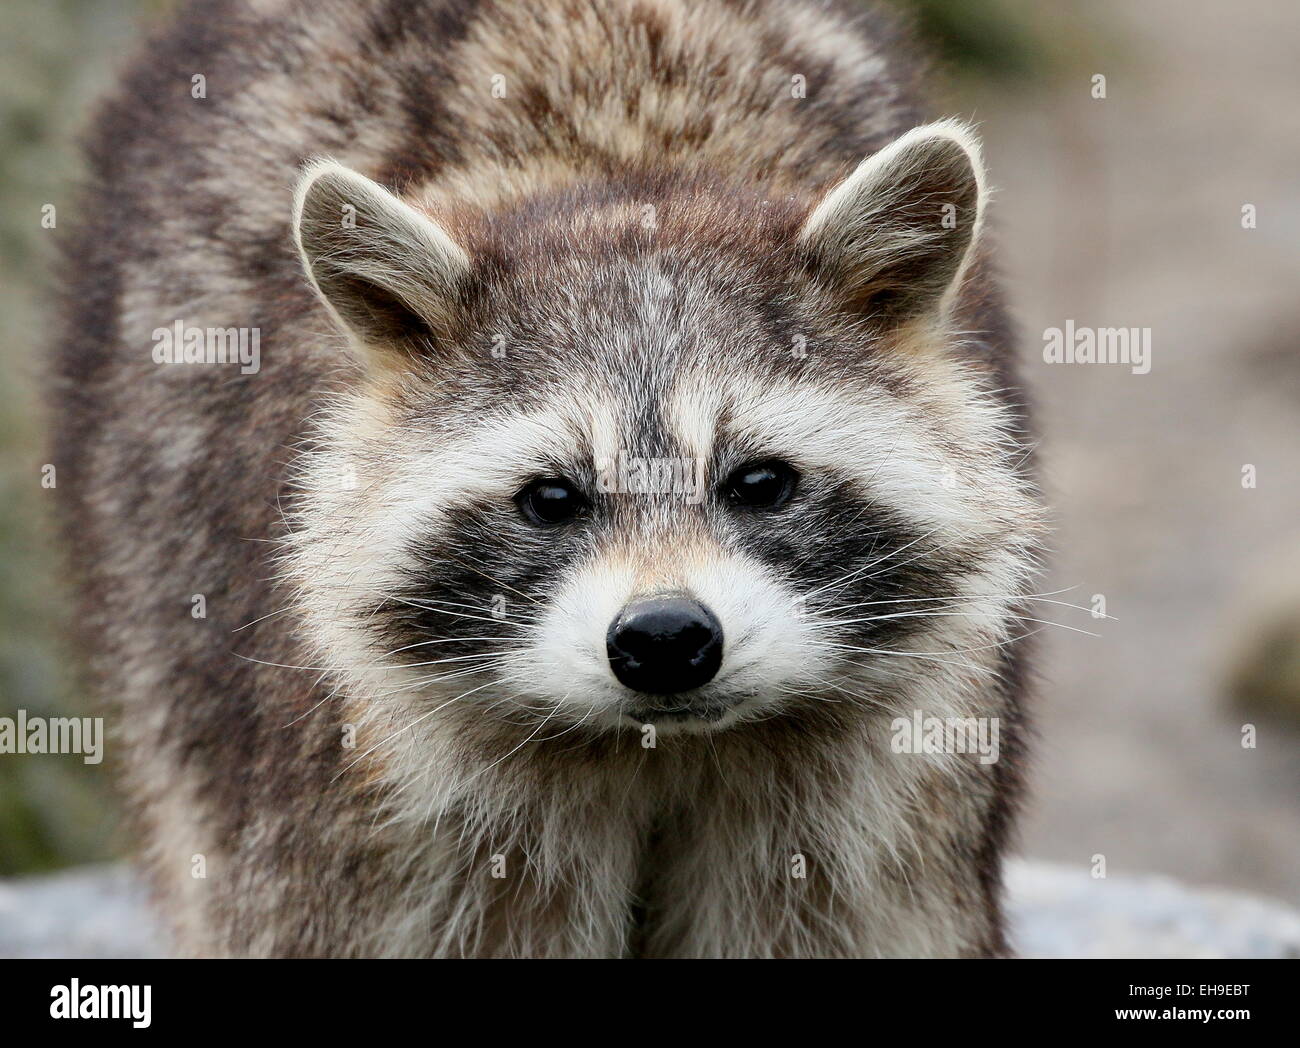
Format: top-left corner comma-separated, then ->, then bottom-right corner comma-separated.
286,121 -> 1041,739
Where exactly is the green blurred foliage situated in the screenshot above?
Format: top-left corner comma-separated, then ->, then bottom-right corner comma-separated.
898,0 -> 1048,80
0,0 -> 154,874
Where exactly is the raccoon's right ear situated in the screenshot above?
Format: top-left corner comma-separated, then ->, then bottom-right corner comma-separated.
798,120 -> 987,325
292,159 -> 469,360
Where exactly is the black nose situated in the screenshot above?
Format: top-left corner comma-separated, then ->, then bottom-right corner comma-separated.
606,596 -> 724,694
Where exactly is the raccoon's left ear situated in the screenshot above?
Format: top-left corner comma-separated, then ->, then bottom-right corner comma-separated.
798,120 -> 986,323
292,159 -> 470,361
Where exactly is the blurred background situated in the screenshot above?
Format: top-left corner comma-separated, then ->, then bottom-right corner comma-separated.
0,0 -> 1296,904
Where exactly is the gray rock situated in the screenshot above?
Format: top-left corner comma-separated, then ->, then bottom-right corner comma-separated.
1006,860 -> 1300,959
2,859 -> 1298,958
0,864 -> 166,959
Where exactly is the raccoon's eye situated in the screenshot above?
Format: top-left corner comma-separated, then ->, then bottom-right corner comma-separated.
516,477 -> 587,527
724,460 -> 799,509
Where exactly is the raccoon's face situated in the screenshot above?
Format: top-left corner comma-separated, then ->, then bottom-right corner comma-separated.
288,123 -> 1041,737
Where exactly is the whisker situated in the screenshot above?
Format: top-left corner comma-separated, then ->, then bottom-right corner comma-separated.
811,610 -> 1100,638
231,604 -> 297,632
381,635 -> 527,658
799,523 -> 949,601
826,627 -> 1046,662
814,584 -> 1093,617
379,594 -> 536,630
334,676 -> 503,782
435,553 -> 541,606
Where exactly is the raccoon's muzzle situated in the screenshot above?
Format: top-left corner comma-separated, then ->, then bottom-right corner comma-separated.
606,595 -> 724,701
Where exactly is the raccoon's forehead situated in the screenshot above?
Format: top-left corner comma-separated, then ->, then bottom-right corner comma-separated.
466,253 -> 799,374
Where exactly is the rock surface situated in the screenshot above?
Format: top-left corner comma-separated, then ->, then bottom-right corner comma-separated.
2,860 -> 1298,958
1006,861 -> 1300,959
0,864 -> 164,959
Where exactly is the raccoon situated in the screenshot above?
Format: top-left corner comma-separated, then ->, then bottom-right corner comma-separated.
51,0 -> 1043,957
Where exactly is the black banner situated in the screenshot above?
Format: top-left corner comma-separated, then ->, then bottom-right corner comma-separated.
0,959 -> 1287,1036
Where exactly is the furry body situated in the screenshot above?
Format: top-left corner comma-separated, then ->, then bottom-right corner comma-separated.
52,0 -> 1041,956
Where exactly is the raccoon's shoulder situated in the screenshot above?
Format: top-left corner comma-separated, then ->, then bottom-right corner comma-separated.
76,0 -> 927,226
407,0 -> 928,194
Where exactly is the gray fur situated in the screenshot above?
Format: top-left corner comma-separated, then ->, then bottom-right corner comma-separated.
50,0 -> 1042,957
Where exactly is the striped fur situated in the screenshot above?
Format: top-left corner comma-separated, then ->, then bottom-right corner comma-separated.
50,0 -> 1042,957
